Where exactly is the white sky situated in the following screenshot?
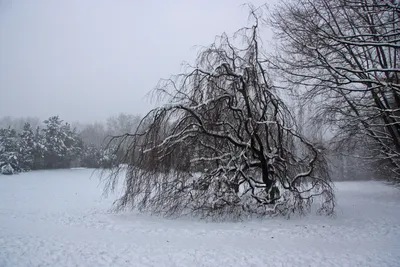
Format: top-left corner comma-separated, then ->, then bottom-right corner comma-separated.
0,0 -> 272,123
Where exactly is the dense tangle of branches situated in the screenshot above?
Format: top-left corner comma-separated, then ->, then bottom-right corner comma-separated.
270,0 -> 400,181
104,20 -> 335,220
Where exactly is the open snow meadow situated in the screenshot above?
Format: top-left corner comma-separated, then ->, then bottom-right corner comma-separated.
0,169 -> 399,267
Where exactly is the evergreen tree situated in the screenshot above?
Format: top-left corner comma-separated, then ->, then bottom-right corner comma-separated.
32,126 -> 46,170
42,116 -> 68,169
0,127 -> 21,174
99,147 -> 118,169
81,144 -> 102,168
61,122 -> 84,167
0,116 -> 123,173
42,116 -> 85,169
19,123 -> 35,170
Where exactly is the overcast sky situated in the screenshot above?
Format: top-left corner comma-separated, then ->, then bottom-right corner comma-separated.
0,0 -> 272,123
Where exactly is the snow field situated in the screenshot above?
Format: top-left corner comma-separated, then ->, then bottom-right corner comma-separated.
1,169 -> 400,266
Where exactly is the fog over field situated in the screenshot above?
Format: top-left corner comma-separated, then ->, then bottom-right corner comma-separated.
0,0 -> 271,122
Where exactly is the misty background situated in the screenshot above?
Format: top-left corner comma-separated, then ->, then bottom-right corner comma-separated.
0,0 -> 270,123
1,0 -> 396,184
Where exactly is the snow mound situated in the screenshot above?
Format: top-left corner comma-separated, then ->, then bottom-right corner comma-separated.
0,163 -> 14,175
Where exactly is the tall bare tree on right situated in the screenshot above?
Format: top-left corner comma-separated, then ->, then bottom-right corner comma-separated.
270,0 -> 400,182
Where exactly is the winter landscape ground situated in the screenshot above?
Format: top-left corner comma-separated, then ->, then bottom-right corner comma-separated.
0,169 -> 399,267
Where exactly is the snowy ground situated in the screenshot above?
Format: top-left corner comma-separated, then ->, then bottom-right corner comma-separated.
1,169 -> 400,267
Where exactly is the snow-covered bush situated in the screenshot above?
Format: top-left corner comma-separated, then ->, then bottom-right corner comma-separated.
99,148 -> 118,169
1,163 -> 15,175
80,144 -> 102,168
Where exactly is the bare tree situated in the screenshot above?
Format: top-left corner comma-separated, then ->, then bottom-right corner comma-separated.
0,116 -> 41,132
78,122 -> 108,148
270,0 -> 400,182
106,113 -> 141,136
104,19 -> 335,220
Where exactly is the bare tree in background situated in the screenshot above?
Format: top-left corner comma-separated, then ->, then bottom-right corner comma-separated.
104,19 -> 335,220
270,0 -> 400,182
0,116 -> 41,132
106,113 -> 141,136
78,122 -> 108,148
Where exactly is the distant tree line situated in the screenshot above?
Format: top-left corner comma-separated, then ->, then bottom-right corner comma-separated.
0,113 -> 140,175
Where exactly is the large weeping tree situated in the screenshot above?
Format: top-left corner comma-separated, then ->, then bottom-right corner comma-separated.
269,0 -> 400,182
104,19 -> 335,220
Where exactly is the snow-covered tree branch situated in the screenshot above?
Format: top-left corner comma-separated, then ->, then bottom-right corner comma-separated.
104,20 -> 335,220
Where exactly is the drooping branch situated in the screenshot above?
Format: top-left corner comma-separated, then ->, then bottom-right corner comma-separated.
103,20 -> 335,220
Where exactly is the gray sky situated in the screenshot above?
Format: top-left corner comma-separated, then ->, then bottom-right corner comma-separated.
0,0 -> 270,123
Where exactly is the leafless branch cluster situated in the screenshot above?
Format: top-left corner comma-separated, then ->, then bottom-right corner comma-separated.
270,0 -> 400,181
104,21 -> 335,220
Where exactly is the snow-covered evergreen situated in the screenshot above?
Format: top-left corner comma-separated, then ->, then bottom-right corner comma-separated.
18,123 -> 35,171
0,116 -> 115,174
81,144 -> 102,168
60,122 -> 84,167
41,116 -> 84,169
42,116 -> 68,169
99,147 -> 117,168
0,128 -> 21,174
32,126 -> 46,170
